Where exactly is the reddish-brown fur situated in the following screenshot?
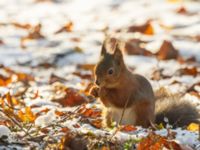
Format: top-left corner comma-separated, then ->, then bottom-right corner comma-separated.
90,39 -> 199,128
90,39 -> 155,127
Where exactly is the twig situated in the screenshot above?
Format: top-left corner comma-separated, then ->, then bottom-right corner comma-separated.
110,95 -> 131,139
0,109 -> 33,138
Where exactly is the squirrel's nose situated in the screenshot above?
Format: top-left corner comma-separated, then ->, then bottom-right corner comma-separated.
95,79 -> 100,86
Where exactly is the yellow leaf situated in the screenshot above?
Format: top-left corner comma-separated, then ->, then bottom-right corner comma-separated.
187,123 -> 199,131
18,107 -> 36,123
156,123 -> 165,130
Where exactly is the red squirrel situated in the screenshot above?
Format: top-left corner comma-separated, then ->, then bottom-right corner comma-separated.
90,38 -> 199,128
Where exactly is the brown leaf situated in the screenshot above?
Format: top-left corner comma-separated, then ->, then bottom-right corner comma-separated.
90,119 -> 102,129
54,88 -> 88,107
40,128 -> 50,134
156,40 -> 179,60
178,56 -> 196,64
151,69 -> 171,81
176,6 -> 187,14
73,123 -> 80,128
55,110 -> 66,116
12,22 -> 32,30
127,21 -> 154,35
60,127 -> 70,133
55,21 -> 73,34
35,108 -> 50,117
120,125 -> 137,132
80,107 -> 101,118
123,39 -> 153,56
20,24 -> 44,48
0,74 -> 11,86
178,67 -> 198,76
49,73 -> 68,84
137,132 -> 182,150
176,6 -> 196,16
77,64 -> 95,71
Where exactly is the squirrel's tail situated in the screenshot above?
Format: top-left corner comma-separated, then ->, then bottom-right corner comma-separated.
155,88 -> 200,127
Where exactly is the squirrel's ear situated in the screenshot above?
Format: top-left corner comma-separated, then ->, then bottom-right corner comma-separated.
113,43 -> 123,60
101,40 -> 107,55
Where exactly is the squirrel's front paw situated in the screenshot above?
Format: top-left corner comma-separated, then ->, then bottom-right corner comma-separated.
89,86 -> 99,98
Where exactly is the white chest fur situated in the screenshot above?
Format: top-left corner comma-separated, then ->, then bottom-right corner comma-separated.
107,106 -> 136,125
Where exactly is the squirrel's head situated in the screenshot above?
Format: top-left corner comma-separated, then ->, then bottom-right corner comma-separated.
94,40 -> 125,88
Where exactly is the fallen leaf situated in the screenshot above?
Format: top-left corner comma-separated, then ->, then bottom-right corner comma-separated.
187,123 -> 199,131
18,107 -> 36,123
55,110 -> 66,116
73,123 -> 80,128
127,21 -> 154,35
90,119 -> 102,129
12,22 -> 32,30
80,107 -> 101,118
60,127 -> 70,133
20,23 -> 44,48
156,40 -> 179,60
49,73 -> 68,84
53,88 -> 88,107
137,132 -> 181,150
40,128 -> 50,134
123,39 -> 153,56
55,21 -> 73,34
176,6 -> 196,16
178,67 -> 198,76
101,146 -> 110,150
176,6 -> 187,14
120,125 -> 137,132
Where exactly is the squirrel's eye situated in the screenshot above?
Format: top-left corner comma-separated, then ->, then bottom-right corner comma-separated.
108,68 -> 114,75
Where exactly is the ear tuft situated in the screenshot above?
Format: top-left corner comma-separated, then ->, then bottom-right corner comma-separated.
113,43 -> 123,59
101,40 -> 107,55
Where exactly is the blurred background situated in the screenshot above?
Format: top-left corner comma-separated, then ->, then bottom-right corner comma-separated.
0,0 -> 200,90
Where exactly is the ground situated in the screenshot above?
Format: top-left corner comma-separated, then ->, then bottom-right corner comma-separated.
0,0 -> 200,149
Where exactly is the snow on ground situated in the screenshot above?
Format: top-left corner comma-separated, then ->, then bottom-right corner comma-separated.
0,0 -> 200,149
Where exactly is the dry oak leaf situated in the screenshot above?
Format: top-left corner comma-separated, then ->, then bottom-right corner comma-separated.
176,6 -> 196,16
1,66 -> 34,84
124,39 -> 153,56
79,107 -> 101,118
49,73 -> 68,84
0,74 -> 12,86
137,132 -> 181,150
53,88 -> 88,107
21,23 -> 45,48
11,22 -> 32,30
120,125 -> 137,132
55,21 -> 73,34
156,40 -> 179,60
127,21 -> 154,35
176,6 -> 188,14
178,67 -> 198,76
